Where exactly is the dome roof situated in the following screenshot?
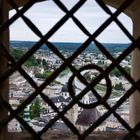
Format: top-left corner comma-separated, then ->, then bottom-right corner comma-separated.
76,108 -> 101,126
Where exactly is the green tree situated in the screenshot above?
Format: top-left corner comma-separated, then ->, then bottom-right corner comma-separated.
30,97 -> 41,119
42,59 -> 49,69
35,70 -> 52,79
19,98 -> 24,118
59,68 -> 70,77
114,82 -> 124,90
10,48 -> 25,61
110,68 -> 122,77
124,66 -> 130,75
24,55 -> 39,67
10,48 -> 39,67
83,71 -> 91,82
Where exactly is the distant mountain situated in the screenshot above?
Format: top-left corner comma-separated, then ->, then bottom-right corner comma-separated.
10,41 -> 130,53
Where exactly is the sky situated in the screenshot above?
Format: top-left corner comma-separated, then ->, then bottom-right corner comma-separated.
9,0 -> 133,43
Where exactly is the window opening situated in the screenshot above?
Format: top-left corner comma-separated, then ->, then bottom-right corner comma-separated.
0,0 -> 139,139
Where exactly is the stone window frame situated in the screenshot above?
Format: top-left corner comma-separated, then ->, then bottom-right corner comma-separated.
0,0 -> 140,139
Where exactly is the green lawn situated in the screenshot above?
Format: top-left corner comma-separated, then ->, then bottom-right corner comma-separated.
94,84 -> 122,97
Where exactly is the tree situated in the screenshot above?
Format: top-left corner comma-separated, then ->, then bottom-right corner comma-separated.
59,68 -> 70,77
124,66 -> 130,75
30,97 -> 41,119
35,70 -> 52,79
110,68 -> 121,77
19,98 -> 24,118
114,82 -> 124,90
24,55 -> 39,67
10,48 -> 24,61
42,59 -> 49,69
10,48 -> 39,67
83,71 -> 92,82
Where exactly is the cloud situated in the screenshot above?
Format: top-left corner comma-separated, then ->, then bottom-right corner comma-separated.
9,0 -> 132,43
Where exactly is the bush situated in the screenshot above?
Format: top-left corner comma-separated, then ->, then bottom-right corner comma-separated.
110,68 -> 121,77
114,82 -> 124,90
35,70 -> 52,79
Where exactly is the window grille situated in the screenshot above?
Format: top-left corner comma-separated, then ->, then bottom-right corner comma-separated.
0,0 -> 140,139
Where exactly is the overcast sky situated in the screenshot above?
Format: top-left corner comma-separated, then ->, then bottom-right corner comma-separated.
9,0 -> 133,43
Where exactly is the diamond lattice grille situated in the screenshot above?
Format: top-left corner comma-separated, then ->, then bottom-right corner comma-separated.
0,0 -> 140,139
